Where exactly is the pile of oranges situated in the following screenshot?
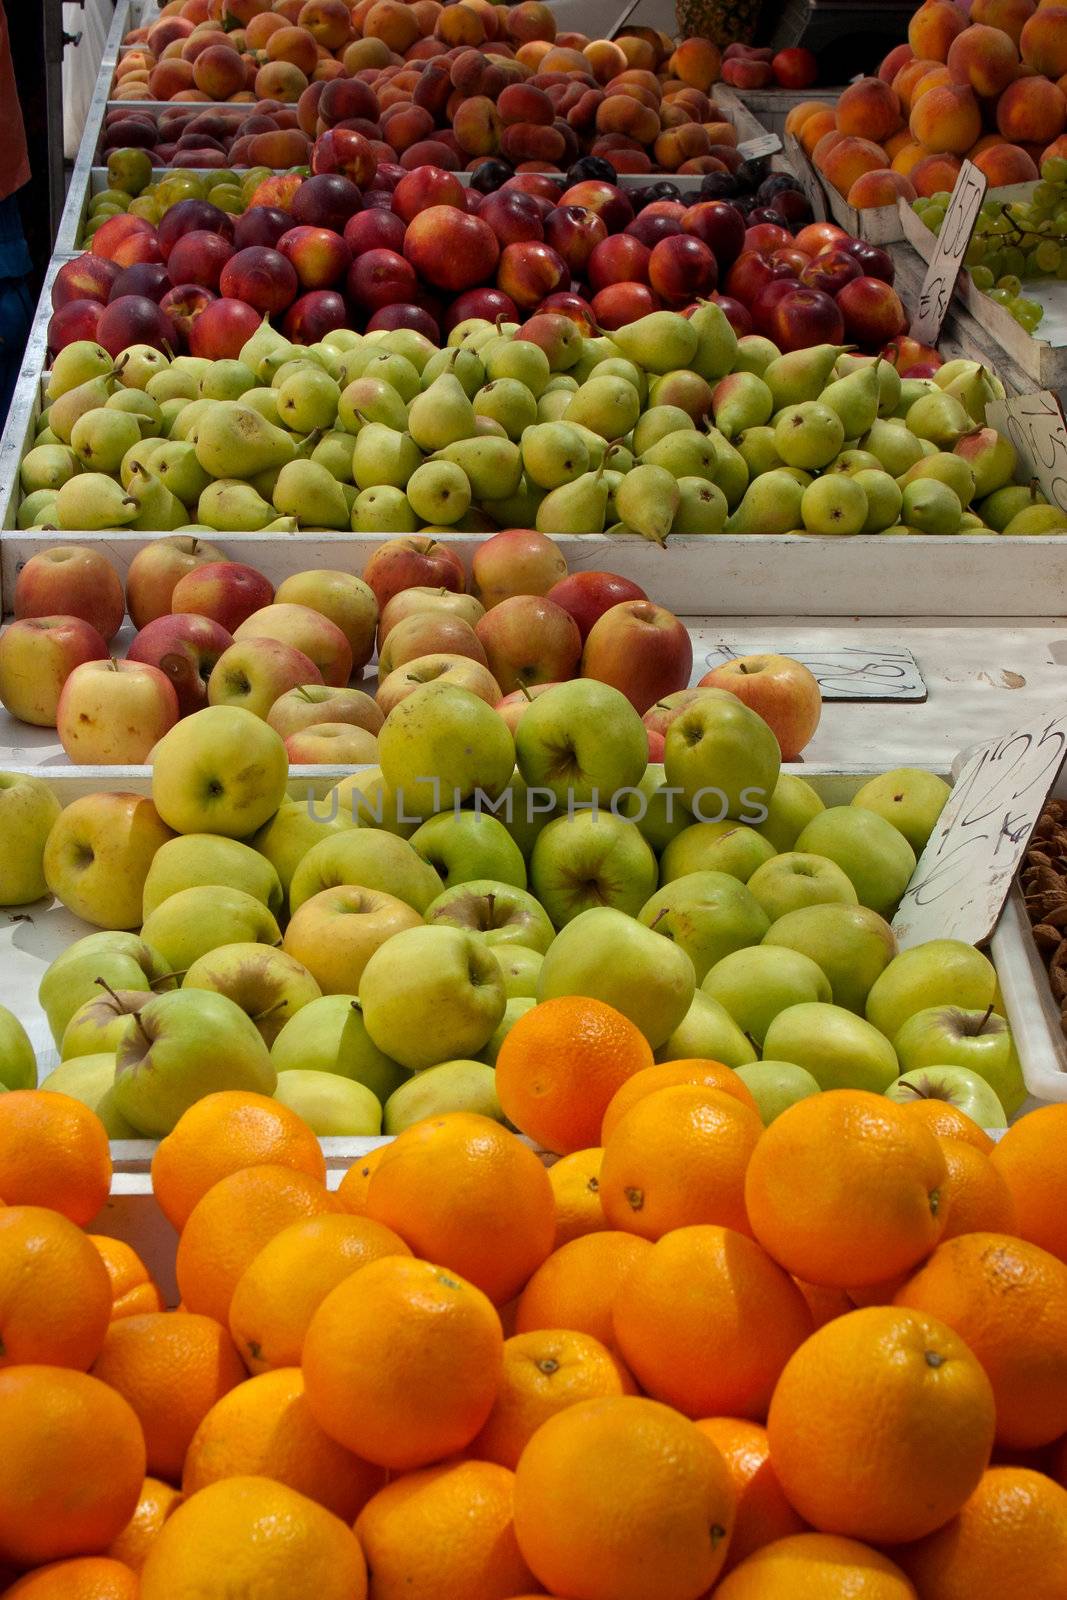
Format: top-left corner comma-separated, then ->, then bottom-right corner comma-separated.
1,992 -> 1067,1599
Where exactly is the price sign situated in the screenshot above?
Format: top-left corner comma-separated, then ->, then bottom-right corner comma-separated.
737,133 -> 783,161
784,133 -> 827,223
892,712 -> 1067,950
909,159 -> 987,346
986,390 -> 1067,515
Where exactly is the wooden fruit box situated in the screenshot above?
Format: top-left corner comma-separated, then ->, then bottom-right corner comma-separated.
715,83 -> 848,138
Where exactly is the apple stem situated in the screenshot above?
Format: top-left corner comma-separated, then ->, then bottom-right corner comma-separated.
296,686 -> 316,703
153,969 -> 186,987
977,1003 -> 996,1033
893,1080 -> 923,1099
256,999 -> 288,1021
650,907 -> 669,929
94,976 -> 131,1013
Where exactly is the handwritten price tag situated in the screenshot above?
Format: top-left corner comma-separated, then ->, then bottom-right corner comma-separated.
737,133 -> 783,161
784,133 -> 827,223
892,712 -> 1067,950
700,642 -> 926,701
986,390 -> 1067,515
909,159 -> 987,346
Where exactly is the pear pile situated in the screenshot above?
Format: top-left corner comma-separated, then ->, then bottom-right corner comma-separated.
19,307 -> 1063,539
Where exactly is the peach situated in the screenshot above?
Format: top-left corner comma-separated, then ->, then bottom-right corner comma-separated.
192,44 -> 246,96
820,136 -> 890,193
970,139 -> 1039,180
909,151 -> 963,193
971,0 -> 1034,42
846,168 -> 917,206
908,0 -> 968,61
584,39 -> 627,83
515,40 -> 552,68
498,82 -> 554,124
703,120 -> 737,147
452,95 -> 503,154
910,80 -> 982,151
247,126 -> 311,163
596,94 -> 659,145
608,68 -> 662,96
784,99 -> 833,135
997,74 -> 1067,141
654,122 -> 710,169
298,0 -> 352,46
364,0 -> 420,51
721,57 -> 773,88
910,64 -> 953,102
538,45 -> 589,72
400,138 -> 460,168
147,16 -> 195,52
266,24 -> 318,72
180,28 -> 230,58
811,128 -> 848,166
254,60 -> 308,98
382,101 -> 435,150
947,23 -> 1020,95
320,75 -> 379,123
506,1 -> 557,43
879,42 -> 915,80
893,56 -> 948,107
436,3 -> 486,45
836,76 -> 904,142
500,121 -> 566,162
1020,6 -> 1067,74
891,138 -> 929,173
615,33 -> 656,71
245,10 -> 286,43
149,58 -> 196,96
799,108 -> 837,154
669,37 -> 721,91
466,0 -> 501,37
1041,132 -> 1067,162
884,126 -> 915,158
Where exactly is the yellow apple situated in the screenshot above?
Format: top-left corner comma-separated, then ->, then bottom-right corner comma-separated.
43,792 -> 175,928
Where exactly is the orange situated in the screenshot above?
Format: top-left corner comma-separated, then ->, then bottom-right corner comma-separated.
695,1418 -> 806,1569
897,1466 -> 1067,1600
600,1085 -> 761,1240
302,1255 -> 503,1471
495,996 -> 654,1154
106,1478 -> 182,1572
151,1090 -> 326,1231
365,1113 -> 555,1304
547,1147 -> 605,1246
0,1366 -> 146,1568
228,1212 -> 410,1373
904,1097 -> 995,1153
612,1225 -> 813,1419
90,1310 -> 246,1484
515,1231 -> 651,1351
0,1205 -> 112,1369
472,1329 -> 633,1468
745,1090 -> 949,1287
794,1277 -> 854,1328
139,1476 -> 367,1600
600,1057 -> 758,1141
184,1367 -> 384,1522
714,1532 -> 918,1599
0,1558 -> 138,1600
335,1145 -> 384,1213
355,1459 -> 537,1598
0,1090 -> 111,1225
896,1230 -> 1067,1448
937,1137 -> 1017,1239
513,1395 -> 735,1600
768,1305 -> 996,1543
89,1235 -> 165,1320
176,1162 -> 340,1325
991,1103 -> 1067,1261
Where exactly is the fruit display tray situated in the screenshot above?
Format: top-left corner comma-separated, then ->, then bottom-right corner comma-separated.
786,124 -> 904,246
899,188 -> 1067,392
716,83 -> 850,139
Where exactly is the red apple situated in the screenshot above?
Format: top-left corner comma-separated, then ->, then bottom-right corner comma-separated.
558,180 -> 633,233
836,276 -> 908,346
587,233 -> 651,291
495,680 -> 563,733
794,221 -> 852,256
284,723 -> 379,765
376,612 -> 488,677
479,188 -> 546,246
127,613 -> 235,716
542,207 -> 608,275
208,636 -> 325,720
14,546 -> 125,642
580,600 -> 693,714
403,205 -> 500,292
475,594 -> 581,694
699,653 -> 820,759
276,225 -> 353,289
546,571 -> 648,641
51,255 -> 122,309
169,561 -> 275,633
764,286 -> 845,352
125,534 -> 225,630
496,240 -> 568,310
773,46 -> 817,87
361,537 -> 466,610
683,201 -> 747,267
187,296 -> 263,358
218,246 -> 299,315
471,529 -> 568,608
800,248 -> 862,295
0,615 -> 109,727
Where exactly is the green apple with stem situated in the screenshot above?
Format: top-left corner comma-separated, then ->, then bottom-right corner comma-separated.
425,879 -> 555,953
851,768 -> 951,853
660,820 -> 776,884
273,1069 -> 382,1136
289,827 -> 442,914
251,797 -> 355,896
763,1001 -> 899,1093
893,1004 -> 1025,1116
746,853 -> 858,921
140,885 -> 281,973
489,944 -> 543,997
384,1059 -> 503,1133
182,943 -> 321,1047
39,934 -> 175,1047
654,991 -> 758,1068
269,993 -> 408,1104
762,903 -> 897,1014
142,834 -> 284,919
359,925 -> 507,1071
378,681 -> 515,820
531,810 -> 657,927
0,1003 -> 37,1089
151,704 -> 288,839
515,679 -> 647,807
112,988 -> 276,1135
638,871 -> 769,983
736,1060 -> 821,1124
795,806 -> 916,917
409,810 -> 527,892
663,689 -> 781,823
865,940 -> 998,1040
701,945 -> 831,1047
537,905 -> 695,1048
759,773 -> 825,851
884,1064 -> 1007,1129
61,985 -> 148,1062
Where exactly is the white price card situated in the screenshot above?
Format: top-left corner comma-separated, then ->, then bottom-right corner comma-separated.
986,390 -> 1067,515
700,642 -> 926,701
783,133 -> 827,223
909,159 -> 987,346
737,133 -> 783,161
892,712 -> 1067,950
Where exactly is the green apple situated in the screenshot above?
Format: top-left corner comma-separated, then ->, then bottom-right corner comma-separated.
289,827 -> 442,914
39,934 -> 174,1047
425,879 -> 555,953
410,811 -> 526,892
61,988 -> 147,1062
0,1003 -> 36,1089
759,773 -> 824,851
479,996 -> 537,1064
531,811 -> 658,927
884,1064 -> 1007,1129
494,772 -> 557,859
701,945 -> 831,1046
183,943 -> 322,1047
251,797 -> 355,896
151,704 -> 288,839
0,773 -> 61,904
762,903 -> 897,1014
638,871 -> 769,983
328,768 -> 417,839
359,925 -> 507,1071
763,1001 -> 899,1093
142,834 -> 284,919
736,1060 -> 821,1124
537,905 -> 695,1048
746,853 -> 858,921
273,1069 -> 382,1136
489,944 -> 544,997
269,993 -> 408,1104
112,988 -> 277,1136
141,885 -> 281,972
865,940 -> 998,1041
39,1052 -> 119,1115
652,992 -> 758,1068
893,1005 -> 1025,1116
618,764 -> 694,853
851,768 -> 951,854
384,1059 -> 503,1133
654,991 -> 758,1068
378,681 -> 515,819
795,806 -> 916,917
663,689 -> 780,823
515,680 -> 647,807
660,820 -> 776,884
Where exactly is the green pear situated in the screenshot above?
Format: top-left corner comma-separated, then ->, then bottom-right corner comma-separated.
361,351 -> 421,402
640,430 -> 718,481
954,428 -> 1016,498
479,477 -> 545,531
863,418 -> 925,477
147,368 -> 199,404
737,426 -> 784,477
484,338 -> 550,396
733,334 -> 781,376
105,388 -> 163,437
563,376 -> 641,441
310,430 -> 357,483
276,367 -> 341,432
854,469 -> 903,532
672,475 -> 728,534
352,424 -> 423,490
272,459 -> 350,529
712,371 -> 773,438
906,391 -> 972,448
69,408 -> 142,474
151,439 -> 212,505
193,402 -> 296,478
608,310 -> 699,374
403,460 -> 469,525
198,359 -> 257,402
764,342 -> 841,410
127,466 -> 188,532
614,464 -> 680,545
978,483 -> 1042,531
337,376 -> 408,433
197,479 -> 277,532
601,358 -> 647,403
632,406 -> 693,456
1002,504 -> 1067,535
49,377 -> 115,444
169,397 -> 214,442
239,317 -> 293,381
900,478 -> 962,534
774,401 -> 845,470
687,300 -> 738,381
350,485 -> 418,532
373,327 -> 436,373
407,372 -> 476,451
801,475 -> 868,536
46,340 -> 113,400
115,343 -> 169,390
939,363 -> 1003,424
896,377 -> 939,414
473,378 -> 538,440
521,421 -> 589,488
421,346 -> 485,396
17,489 -> 59,529
819,364 -> 880,438
537,390 -> 573,423
19,443 -> 79,493
654,990 -> 756,1068
725,469 -> 803,534
535,464 -> 609,534
830,449 -> 882,476
433,436 -> 521,500
56,472 -> 139,530
899,452 -> 975,508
